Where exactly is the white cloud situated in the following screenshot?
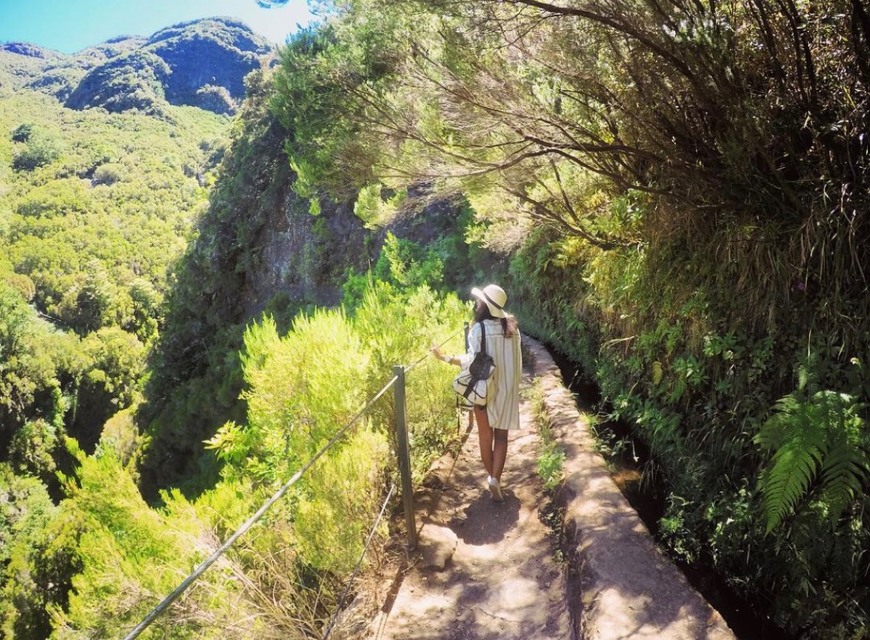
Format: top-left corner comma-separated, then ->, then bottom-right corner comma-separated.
215,0 -> 316,45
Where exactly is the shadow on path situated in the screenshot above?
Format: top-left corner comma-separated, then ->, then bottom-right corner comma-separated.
452,489 -> 520,546
365,337 -> 737,640
367,362 -> 572,640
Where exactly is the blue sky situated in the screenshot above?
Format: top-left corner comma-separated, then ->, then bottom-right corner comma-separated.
0,0 -> 317,53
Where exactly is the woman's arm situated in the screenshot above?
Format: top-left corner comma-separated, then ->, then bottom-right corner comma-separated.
430,345 -> 458,365
430,322 -> 480,367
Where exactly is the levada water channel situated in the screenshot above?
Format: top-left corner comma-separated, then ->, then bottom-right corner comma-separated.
546,346 -> 791,640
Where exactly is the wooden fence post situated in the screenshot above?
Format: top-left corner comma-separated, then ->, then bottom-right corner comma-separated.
393,365 -> 417,549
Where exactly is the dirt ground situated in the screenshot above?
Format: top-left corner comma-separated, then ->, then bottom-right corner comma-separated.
364,364 -> 573,640
355,337 -> 736,640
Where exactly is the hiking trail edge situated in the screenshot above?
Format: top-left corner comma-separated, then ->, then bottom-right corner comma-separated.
365,336 -> 735,640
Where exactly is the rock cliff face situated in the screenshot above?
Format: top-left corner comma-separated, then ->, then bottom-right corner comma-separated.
1,17 -> 272,115
65,50 -> 171,114
146,18 -> 269,113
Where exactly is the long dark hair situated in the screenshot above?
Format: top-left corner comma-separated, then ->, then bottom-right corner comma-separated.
473,300 -> 518,338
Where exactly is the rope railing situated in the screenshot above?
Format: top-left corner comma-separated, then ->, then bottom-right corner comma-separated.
321,483 -> 396,640
121,328 -> 465,640
406,326 -> 464,374
122,375 -> 397,640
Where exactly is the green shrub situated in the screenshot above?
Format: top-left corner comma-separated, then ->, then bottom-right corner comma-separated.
12,132 -> 60,171
0,462 -> 80,640
8,419 -> 59,480
73,327 -> 146,452
537,444 -> 565,493
92,162 -> 124,186
187,282 -> 464,634
54,448 -> 250,639
351,282 -> 467,476
295,428 -> 390,572
373,232 -> 445,290
10,123 -> 33,143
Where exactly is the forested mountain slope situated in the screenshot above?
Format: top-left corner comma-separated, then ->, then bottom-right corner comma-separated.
1,2 -> 868,638
0,16 -> 278,490
0,88 -> 227,456
1,17 -> 272,114
0,21 -> 240,637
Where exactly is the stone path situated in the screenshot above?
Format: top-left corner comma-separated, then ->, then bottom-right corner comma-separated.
364,337 -> 737,640
366,358 -> 572,639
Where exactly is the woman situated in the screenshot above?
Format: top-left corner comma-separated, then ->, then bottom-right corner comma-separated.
432,284 -> 522,502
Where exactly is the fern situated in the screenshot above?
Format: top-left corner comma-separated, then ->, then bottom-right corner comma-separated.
754,390 -> 868,533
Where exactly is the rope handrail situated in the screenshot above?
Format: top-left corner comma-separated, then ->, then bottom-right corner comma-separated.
122,375 -> 399,640
121,326 -> 466,640
405,326 -> 465,374
321,483 -> 396,640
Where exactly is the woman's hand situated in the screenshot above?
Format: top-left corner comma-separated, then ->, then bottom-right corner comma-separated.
431,345 -> 454,365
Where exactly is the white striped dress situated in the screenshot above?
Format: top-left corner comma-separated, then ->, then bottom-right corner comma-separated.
459,318 -> 522,430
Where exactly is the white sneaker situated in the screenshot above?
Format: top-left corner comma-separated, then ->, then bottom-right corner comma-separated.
488,476 -> 504,503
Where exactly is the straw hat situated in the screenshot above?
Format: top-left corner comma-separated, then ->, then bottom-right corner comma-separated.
471,284 -> 507,318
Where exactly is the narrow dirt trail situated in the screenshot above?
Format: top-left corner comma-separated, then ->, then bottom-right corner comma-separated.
362,337 -> 736,640
366,361 -> 573,640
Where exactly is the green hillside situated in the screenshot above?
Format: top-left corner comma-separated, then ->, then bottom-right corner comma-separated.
1,87 -> 228,444
1,1 -> 868,638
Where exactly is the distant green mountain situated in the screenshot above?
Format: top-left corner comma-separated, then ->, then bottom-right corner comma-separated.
0,17 -> 273,115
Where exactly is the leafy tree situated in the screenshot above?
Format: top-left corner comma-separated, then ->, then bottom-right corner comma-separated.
12,129 -> 61,171
0,464 -> 76,640
68,260 -> 116,335
0,283 -> 79,460
125,278 -> 162,344
8,418 -> 60,481
72,327 -> 146,453
10,123 -> 33,143
270,17 -> 408,207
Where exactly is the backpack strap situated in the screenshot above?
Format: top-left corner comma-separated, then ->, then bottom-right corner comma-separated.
479,320 -> 487,355
461,321 -> 489,402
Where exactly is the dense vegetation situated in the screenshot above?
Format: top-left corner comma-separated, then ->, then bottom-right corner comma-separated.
1,32 -> 479,638
2,0 -> 869,637
35,283 -> 466,639
136,67 -> 373,497
267,1 -> 870,637
0,75 -> 229,636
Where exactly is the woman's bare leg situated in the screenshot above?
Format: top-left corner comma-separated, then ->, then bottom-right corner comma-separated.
492,428 -> 508,481
474,406 -> 493,477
